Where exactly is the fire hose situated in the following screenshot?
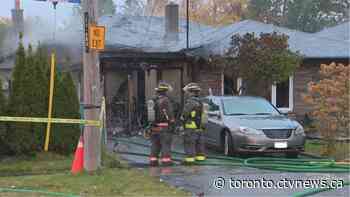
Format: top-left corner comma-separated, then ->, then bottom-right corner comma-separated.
113,138 -> 350,197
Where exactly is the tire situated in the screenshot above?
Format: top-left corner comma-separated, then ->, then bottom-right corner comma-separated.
285,152 -> 299,158
222,130 -> 235,156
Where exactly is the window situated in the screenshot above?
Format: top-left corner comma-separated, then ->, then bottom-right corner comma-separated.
208,99 -> 220,112
276,81 -> 289,108
271,76 -> 294,112
222,98 -> 280,116
234,75 -> 294,112
223,75 -> 236,95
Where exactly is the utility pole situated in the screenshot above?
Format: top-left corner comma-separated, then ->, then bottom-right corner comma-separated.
83,0 -> 101,172
11,0 -> 24,40
186,0 -> 189,49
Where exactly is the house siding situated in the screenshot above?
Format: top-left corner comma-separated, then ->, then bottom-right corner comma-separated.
198,70 -> 223,96
293,66 -> 320,120
293,59 -> 349,121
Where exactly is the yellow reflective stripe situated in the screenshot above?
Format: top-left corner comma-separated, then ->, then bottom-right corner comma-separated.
185,121 -> 197,129
185,157 -> 195,162
195,156 -> 206,161
190,111 -> 196,118
159,85 -> 168,89
0,116 -> 101,127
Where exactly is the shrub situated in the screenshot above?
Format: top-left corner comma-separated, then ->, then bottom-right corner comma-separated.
4,41 -> 81,155
50,72 -> 80,155
304,63 -> 350,156
0,79 -> 7,156
5,41 -> 36,155
224,32 -> 301,98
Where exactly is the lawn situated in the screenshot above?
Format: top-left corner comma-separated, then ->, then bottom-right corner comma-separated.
305,139 -> 350,161
0,153 -> 189,197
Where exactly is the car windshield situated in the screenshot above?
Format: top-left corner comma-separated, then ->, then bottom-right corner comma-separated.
222,98 -> 280,116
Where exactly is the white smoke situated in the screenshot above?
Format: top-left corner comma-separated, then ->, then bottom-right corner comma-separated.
1,13 -> 83,60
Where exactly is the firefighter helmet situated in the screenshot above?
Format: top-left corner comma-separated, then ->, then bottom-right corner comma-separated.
183,82 -> 201,93
155,81 -> 173,92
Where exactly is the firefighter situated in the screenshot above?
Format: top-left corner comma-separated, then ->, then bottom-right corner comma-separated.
147,81 -> 176,166
182,82 -> 208,164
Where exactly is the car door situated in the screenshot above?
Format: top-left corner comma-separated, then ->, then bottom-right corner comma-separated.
205,98 -> 224,146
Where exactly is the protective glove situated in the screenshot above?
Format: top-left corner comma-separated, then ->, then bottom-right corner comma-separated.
142,125 -> 152,139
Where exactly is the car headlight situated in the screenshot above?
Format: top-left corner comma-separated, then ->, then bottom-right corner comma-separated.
294,125 -> 305,136
239,127 -> 264,135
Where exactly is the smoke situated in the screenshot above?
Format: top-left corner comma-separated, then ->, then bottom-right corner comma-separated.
1,14 -> 83,63
24,15 -> 83,47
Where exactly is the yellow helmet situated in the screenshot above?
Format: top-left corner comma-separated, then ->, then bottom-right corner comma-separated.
183,82 -> 201,93
155,81 -> 173,92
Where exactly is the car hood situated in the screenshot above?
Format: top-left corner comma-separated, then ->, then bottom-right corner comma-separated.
223,115 -> 299,130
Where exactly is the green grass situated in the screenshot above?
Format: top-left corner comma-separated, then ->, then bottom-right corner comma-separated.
305,140 -> 350,161
0,153 -> 189,197
0,153 -> 72,176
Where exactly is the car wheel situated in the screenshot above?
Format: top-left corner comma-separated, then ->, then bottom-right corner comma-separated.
285,152 -> 299,158
223,130 -> 235,156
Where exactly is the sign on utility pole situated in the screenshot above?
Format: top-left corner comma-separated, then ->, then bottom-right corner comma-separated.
83,0 -> 101,172
89,25 -> 105,50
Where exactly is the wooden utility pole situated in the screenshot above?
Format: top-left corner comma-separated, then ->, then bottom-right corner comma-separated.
83,0 -> 101,172
186,0 -> 189,49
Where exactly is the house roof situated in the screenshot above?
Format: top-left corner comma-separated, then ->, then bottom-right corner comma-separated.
0,53 -> 15,70
100,16 -> 349,59
99,15 -> 214,53
189,20 -> 350,59
0,59 -> 14,70
4,14 -> 346,68
316,22 -> 350,42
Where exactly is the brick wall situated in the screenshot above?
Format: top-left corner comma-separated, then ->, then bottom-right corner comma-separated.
198,70 -> 223,96
293,65 -> 320,120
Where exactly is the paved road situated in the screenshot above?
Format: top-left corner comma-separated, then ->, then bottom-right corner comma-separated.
110,136 -> 350,197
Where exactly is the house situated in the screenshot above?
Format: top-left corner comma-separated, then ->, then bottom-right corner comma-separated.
316,22 -> 350,42
3,2 -> 347,134
188,20 -> 349,121
98,4 -> 349,134
98,3 -> 226,134
0,54 -> 14,97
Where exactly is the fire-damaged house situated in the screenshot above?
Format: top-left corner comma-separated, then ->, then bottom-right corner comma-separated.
98,3 -> 223,135
98,3 -> 349,135
2,3 -> 348,136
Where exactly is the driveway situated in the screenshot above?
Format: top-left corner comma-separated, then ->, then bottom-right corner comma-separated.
110,136 -> 350,197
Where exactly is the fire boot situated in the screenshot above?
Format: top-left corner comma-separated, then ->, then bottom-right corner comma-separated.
149,156 -> 159,167
161,156 -> 173,166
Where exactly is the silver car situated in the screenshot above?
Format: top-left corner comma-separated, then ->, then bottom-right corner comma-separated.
205,96 -> 305,158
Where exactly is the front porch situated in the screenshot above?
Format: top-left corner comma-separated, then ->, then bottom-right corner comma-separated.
100,50 -> 189,136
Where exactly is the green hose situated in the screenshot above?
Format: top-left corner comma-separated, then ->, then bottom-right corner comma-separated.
0,188 -> 79,197
114,138 -> 350,172
114,138 -> 245,162
114,138 -> 350,197
291,181 -> 350,197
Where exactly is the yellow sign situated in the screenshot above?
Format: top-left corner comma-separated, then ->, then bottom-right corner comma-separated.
89,25 -> 105,50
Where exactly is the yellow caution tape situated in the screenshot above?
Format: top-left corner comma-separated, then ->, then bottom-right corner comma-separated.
0,116 -> 101,127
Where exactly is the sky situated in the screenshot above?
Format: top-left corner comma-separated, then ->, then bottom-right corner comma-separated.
0,0 -> 123,24
0,0 -> 77,23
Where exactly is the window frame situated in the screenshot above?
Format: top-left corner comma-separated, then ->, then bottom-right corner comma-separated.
235,76 -> 294,113
271,75 -> 294,113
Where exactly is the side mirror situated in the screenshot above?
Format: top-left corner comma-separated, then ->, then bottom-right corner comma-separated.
208,111 -> 221,119
278,108 -> 290,116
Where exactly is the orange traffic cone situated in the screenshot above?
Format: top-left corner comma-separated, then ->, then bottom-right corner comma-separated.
71,136 -> 84,174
